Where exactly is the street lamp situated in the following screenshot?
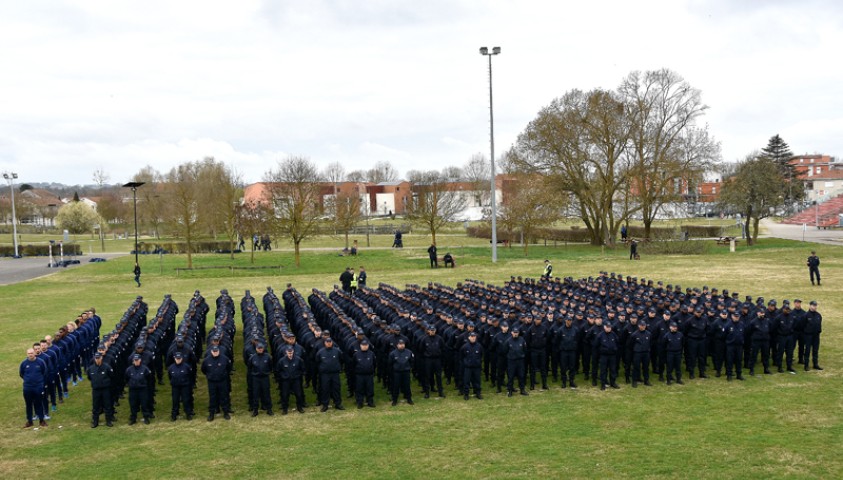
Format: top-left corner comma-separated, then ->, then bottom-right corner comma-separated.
480,46 -> 501,262
122,181 -> 145,265
3,172 -> 19,257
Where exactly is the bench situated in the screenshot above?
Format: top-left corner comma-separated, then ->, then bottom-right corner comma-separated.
716,236 -> 739,246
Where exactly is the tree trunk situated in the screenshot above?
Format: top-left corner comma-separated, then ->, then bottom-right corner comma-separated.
752,217 -> 760,244
250,242 -> 255,264
431,229 -> 437,245
294,240 -> 301,267
344,231 -> 349,249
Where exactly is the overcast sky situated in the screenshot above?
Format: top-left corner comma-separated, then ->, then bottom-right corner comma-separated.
1,0 -> 841,187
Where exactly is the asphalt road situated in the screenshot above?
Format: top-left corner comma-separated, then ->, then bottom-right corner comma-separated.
0,253 -> 126,286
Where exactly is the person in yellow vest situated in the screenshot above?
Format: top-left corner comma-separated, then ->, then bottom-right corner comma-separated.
350,267 -> 358,295
542,260 -> 552,279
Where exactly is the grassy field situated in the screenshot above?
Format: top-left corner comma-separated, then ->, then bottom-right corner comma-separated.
0,235 -> 840,479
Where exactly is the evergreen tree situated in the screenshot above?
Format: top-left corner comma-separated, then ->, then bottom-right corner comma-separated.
760,134 -> 800,209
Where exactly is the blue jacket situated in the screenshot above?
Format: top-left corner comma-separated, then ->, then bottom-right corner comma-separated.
20,358 -> 47,391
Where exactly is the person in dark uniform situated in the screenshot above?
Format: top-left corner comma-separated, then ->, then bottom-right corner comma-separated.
663,322 -> 684,385
711,310 -> 729,377
527,315 -> 549,390
683,307 -> 708,379
133,263 -> 141,287
799,301 -> 823,371
725,312 -> 746,381
167,352 -> 194,421
88,352 -> 114,427
557,317 -> 580,389
493,322 -> 510,393
248,343 -> 274,416
505,328 -> 528,396
316,337 -> 345,411
277,346 -> 306,414
125,353 -> 153,424
202,345 -> 232,421
352,340 -> 376,408
629,240 -> 638,260
357,266 -> 367,288
461,332 -> 483,400
597,323 -> 621,390
443,253 -> 455,268
427,244 -> 438,268
389,339 -> 415,406
339,268 -> 353,293
807,251 -> 821,285
772,302 -> 797,373
20,347 -> 48,428
420,325 -> 445,398
747,310 -> 772,376
630,320 -> 653,388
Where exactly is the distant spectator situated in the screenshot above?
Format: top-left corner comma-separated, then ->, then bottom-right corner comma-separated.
350,240 -> 358,256
443,253 -> 455,268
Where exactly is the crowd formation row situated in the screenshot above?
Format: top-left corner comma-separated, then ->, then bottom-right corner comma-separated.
19,273 -> 824,427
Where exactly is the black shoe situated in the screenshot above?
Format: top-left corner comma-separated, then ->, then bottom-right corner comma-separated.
507,391 -> 513,397
464,394 -> 469,400
406,400 -> 414,405
689,373 -> 695,380
171,415 -> 177,422
321,405 -> 329,412
91,420 -> 98,428
391,400 -> 398,406
266,410 -> 274,416
676,380 -> 684,385
667,380 -> 673,385
805,366 -> 810,371
632,381 -> 638,388
644,381 -> 653,386
788,368 -> 797,373
224,412 -> 231,420
106,420 -> 113,427
610,383 -> 620,389
778,368 -> 784,373
699,373 -> 708,379
207,414 -> 214,421
542,384 -> 548,390
335,405 -> 345,410
439,392 -> 445,398
357,403 -> 363,409
727,376 -> 732,382
424,392 -> 429,399
476,394 -> 483,400
814,366 -> 824,371
715,371 -> 721,378
601,384 -> 606,390
520,390 -> 529,396
129,418 -> 137,425
764,369 -> 772,375
186,414 -> 193,421
366,403 -> 375,408
251,410 -> 258,417
283,409 -> 289,415
143,418 -> 150,425
737,376 -> 745,381
297,407 -> 305,413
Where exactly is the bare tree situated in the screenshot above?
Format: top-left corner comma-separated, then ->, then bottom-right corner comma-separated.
463,153 -> 491,206
497,174 -> 566,255
236,199 -> 273,264
620,69 -> 719,238
441,166 -> 463,182
347,170 -> 367,183
366,160 -> 399,184
512,88 -> 634,246
165,162 -> 202,268
405,169 -> 468,244
332,191 -> 363,248
92,167 -> 110,192
719,152 -> 788,245
132,166 -> 167,239
263,156 -> 324,267
196,157 -> 243,259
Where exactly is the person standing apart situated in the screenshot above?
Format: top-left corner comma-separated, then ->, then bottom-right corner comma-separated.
807,251 -> 821,286
133,263 -> 141,287
20,348 -> 48,428
427,244 -> 438,268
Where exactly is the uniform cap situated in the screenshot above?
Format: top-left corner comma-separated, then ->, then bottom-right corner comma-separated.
210,346 -> 220,352
397,338 -> 406,344
132,353 -> 141,361
94,352 -> 103,359
174,352 -> 183,359
468,331 -> 477,337
809,300 -> 818,306
669,322 -> 678,328
360,339 -> 370,346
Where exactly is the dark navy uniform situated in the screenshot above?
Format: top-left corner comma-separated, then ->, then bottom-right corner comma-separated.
505,332 -> 528,395
527,321 -> 549,390
662,327 -> 684,384
629,326 -> 653,386
201,350 -> 232,420
597,327 -> 620,389
773,309 -> 797,372
248,348 -> 274,415
461,336 -> 483,399
167,358 -> 194,420
748,313 -> 772,375
316,342 -> 345,410
351,347 -> 376,408
725,317 -> 746,380
799,305 -> 822,370
88,356 -> 114,427
388,345 -> 415,404
276,350 -> 306,413
556,321 -> 580,389
125,359 -> 153,423
419,332 -> 445,397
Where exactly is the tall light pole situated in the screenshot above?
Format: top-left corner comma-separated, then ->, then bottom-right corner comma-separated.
479,46 -> 501,262
3,172 -> 19,257
123,182 -> 145,266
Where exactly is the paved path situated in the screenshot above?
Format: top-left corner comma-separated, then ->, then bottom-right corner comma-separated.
760,218 -> 843,245
0,252 -> 127,286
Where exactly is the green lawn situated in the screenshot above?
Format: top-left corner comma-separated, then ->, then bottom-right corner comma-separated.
0,237 -> 840,479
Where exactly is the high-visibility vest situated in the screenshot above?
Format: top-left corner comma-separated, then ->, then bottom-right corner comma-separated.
543,264 -> 552,276
350,273 -> 358,288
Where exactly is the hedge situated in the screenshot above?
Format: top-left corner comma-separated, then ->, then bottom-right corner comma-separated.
0,244 -> 82,257
638,240 -> 706,255
134,241 -> 239,254
680,225 -> 723,238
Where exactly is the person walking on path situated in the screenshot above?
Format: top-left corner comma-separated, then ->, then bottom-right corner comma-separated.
133,263 -> 142,287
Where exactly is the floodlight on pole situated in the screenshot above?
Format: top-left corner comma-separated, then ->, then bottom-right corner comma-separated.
122,181 -> 145,266
479,45 -> 501,262
3,172 -> 19,257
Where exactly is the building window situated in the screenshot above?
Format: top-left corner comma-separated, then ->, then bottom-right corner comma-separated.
825,182 -> 834,188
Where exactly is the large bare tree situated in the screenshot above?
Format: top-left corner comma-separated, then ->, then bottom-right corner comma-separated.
195,157 -> 243,259
405,169 -> 467,244
497,174 -> 566,255
512,88 -> 634,246
263,156 -> 324,267
332,191 -> 363,248
132,166 -> 167,239
719,152 -> 789,245
620,69 -> 719,238
165,162 -> 202,268
236,199 -> 273,264
463,153 -> 492,207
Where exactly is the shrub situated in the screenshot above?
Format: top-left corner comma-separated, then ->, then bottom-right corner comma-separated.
0,244 -> 81,257
681,225 -> 723,238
